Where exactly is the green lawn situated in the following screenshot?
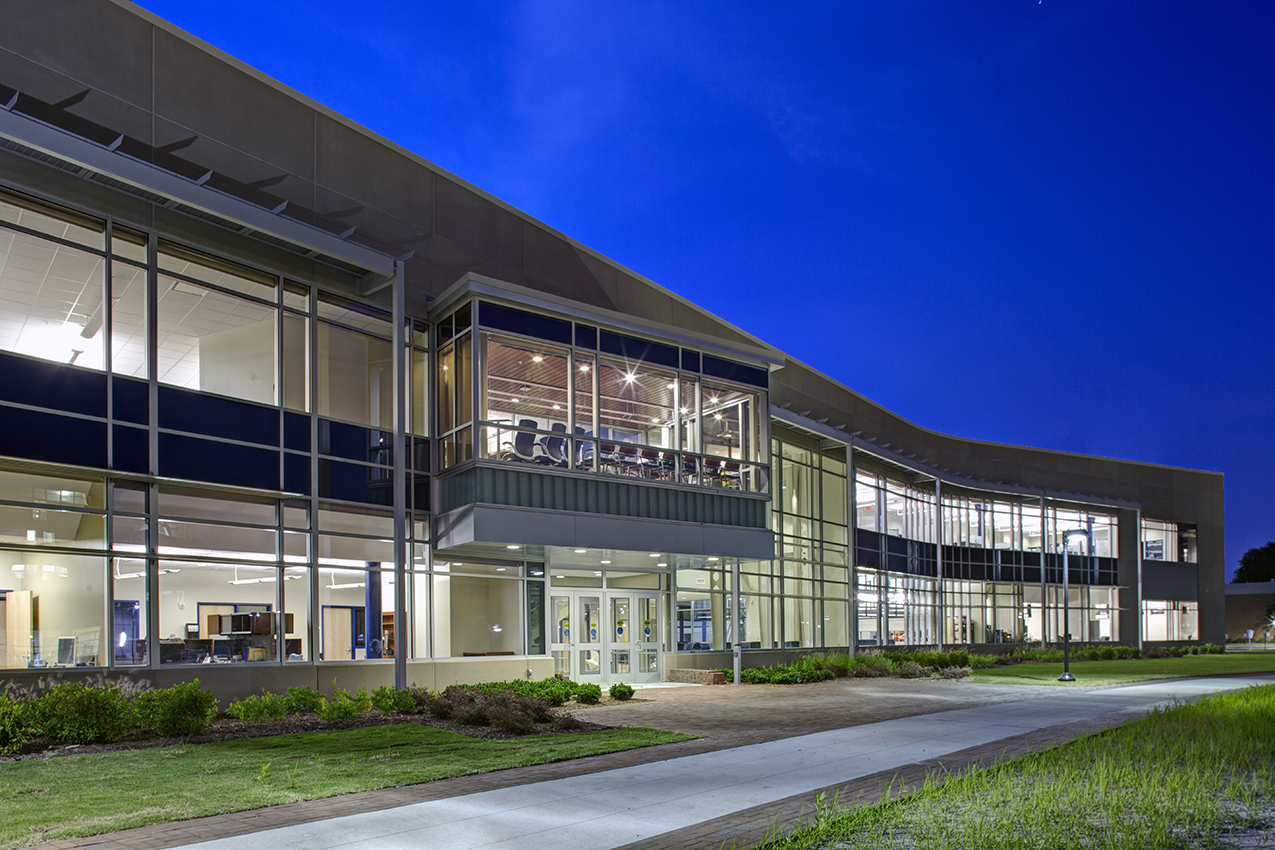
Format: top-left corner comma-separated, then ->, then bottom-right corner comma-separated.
0,724 -> 691,849
762,683 -> 1275,850
967,651 -> 1275,685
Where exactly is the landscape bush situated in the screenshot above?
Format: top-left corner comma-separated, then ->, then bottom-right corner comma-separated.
318,688 -> 371,723
884,650 -> 969,670
575,683 -> 603,704
0,695 -> 32,754
609,682 -> 635,701
408,687 -> 556,733
282,685 -> 325,714
226,690 -> 289,723
448,678 -> 577,706
849,657 -> 893,678
35,681 -> 136,744
939,666 -> 971,680
136,680 -> 218,736
895,661 -> 933,679
370,685 -> 416,715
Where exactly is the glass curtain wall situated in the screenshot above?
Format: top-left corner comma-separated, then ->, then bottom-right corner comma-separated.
0,186 -> 441,672
766,434 -> 849,650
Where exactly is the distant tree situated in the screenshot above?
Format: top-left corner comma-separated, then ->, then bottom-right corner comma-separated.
1233,542 -> 1275,583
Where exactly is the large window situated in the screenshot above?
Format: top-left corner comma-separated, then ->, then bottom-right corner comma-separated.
0,468 -> 107,670
156,244 -> 280,405
0,189 -> 107,371
1142,599 -> 1196,642
1142,519 -> 1179,561
469,314 -> 769,492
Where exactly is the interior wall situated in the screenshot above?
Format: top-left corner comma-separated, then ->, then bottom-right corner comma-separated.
0,550 -> 105,667
198,318 -> 276,405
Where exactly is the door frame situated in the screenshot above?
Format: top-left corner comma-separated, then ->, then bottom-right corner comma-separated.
549,588 -> 663,685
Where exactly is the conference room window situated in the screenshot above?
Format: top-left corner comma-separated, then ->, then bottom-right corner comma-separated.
468,318 -> 769,491
479,332 -> 571,465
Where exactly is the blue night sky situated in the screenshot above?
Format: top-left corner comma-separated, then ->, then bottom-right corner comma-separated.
137,1 -> 1273,580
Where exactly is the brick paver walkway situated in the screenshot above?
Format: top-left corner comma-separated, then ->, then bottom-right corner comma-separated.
21,679 -> 1141,850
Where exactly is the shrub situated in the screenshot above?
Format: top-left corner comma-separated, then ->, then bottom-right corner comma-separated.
453,692 -> 493,726
967,653 -> 1000,668
226,691 -> 288,723
896,661 -> 932,679
0,695 -> 33,755
318,689 -> 369,723
575,683 -> 602,704
370,685 -> 415,715
282,685 -> 325,715
487,702 -> 537,735
828,663 -> 850,678
849,657 -> 892,678
939,666 -> 971,680
447,678 -> 577,706
136,680 -> 218,737
410,687 -> 451,719
609,682 -> 635,701
769,668 -> 801,685
36,681 -> 136,744
553,712 -> 584,732
1098,646 -> 1118,660
511,694 -> 555,723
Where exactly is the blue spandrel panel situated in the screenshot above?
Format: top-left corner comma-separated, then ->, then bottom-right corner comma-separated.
158,432 -> 278,490
158,384 -> 279,446
0,351 -> 106,417
112,424 -> 148,474
0,406 -> 106,467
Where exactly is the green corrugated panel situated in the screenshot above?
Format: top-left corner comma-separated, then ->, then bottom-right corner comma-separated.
440,465 -> 766,528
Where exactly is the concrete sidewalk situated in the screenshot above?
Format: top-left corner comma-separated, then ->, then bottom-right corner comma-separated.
146,675 -> 1269,850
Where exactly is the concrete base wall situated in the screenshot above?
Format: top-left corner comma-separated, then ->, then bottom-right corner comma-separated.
0,656 -> 557,704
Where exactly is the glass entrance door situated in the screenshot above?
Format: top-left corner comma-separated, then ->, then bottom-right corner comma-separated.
550,590 -> 660,685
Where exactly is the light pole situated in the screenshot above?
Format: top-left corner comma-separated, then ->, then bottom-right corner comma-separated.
1059,528 -> 1089,683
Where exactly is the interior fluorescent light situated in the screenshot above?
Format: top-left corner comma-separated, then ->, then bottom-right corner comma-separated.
327,581 -> 366,590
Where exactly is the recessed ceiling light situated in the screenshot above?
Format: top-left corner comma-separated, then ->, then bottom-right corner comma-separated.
707,557 -> 719,561
710,397 -> 719,404
511,398 -> 519,403
555,574 -> 565,579
624,373 -> 636,382
657,562 -> 667,567
666,383 -> 675,390
601,559 -> 611,564
532,355 -> 543,362
496,567 -> 506,571
506,544 -> 519,550
579,364 -> 590,372
649,553 -> 660,557
593,570 -> 602,576
574,549 -> 587,553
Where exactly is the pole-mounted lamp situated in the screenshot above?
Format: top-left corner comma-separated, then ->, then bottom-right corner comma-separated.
1059,528 -> 1090,683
